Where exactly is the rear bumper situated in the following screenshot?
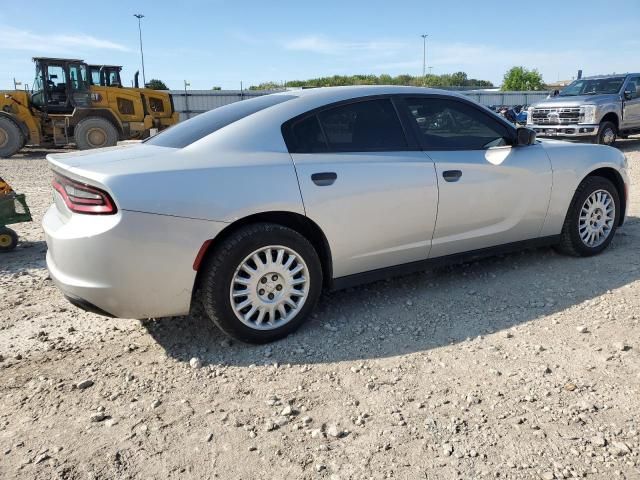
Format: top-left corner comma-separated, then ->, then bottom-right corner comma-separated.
43,204 -> 227,319
530,124 -> 599,138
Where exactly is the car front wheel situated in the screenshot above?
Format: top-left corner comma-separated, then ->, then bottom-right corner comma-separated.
556,176 -> 620,256
199,223 -> 323,343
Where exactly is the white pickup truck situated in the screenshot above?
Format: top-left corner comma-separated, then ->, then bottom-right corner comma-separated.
528,73 -> 640,146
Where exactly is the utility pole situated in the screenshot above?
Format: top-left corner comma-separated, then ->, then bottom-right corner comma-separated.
421,34 -> 428,79
134,14 -> 146,87
184,80 -> 190,118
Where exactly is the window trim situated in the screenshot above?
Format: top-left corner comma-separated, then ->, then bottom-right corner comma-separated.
396,94 -> 517,152
281,94 -> 420,154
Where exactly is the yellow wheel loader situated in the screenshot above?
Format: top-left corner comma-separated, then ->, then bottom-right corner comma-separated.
0,58 -> 179,158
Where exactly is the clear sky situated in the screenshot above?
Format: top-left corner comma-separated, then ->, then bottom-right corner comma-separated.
1,0 -> 639,90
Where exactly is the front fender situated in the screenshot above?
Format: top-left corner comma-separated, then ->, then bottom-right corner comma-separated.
539,141 -> 628,236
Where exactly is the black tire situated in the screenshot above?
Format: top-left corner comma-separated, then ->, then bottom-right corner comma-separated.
0,227 -> 19,252
199,223 -> 323,344
74,117 -> 119,150
556,176 -> 620,257
0,117 -> 24,158
595,121 -> 617,146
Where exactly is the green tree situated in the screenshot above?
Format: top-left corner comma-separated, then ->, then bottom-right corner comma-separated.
145,79 -> 168,90
501,67 -> 545,91
211,86 -> 221,90
249,73 -> 493,90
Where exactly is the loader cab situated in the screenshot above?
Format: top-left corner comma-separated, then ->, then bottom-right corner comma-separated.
30,57 -> 91,114
89,65 -> 123,87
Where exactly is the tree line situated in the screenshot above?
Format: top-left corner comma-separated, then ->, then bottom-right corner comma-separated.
148,67 -> 548,92
249,72 -> 494,90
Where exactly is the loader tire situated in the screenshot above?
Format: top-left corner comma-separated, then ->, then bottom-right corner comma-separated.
75,117 -> 118,150
0,117 -> 24,158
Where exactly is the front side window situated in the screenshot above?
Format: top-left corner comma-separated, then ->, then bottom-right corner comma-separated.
107,71 -> 120,86
317,99 -> 407,152
625,77 -> 640,99
68,63 -> 88,91
90,68 -> 101,85
31,65 -> 45,107
404,97 -> 511,150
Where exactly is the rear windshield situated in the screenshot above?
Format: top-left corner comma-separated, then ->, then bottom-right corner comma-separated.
145,94 -> 295,148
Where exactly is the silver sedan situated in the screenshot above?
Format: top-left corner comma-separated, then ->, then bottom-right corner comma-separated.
43,86 -> 629,343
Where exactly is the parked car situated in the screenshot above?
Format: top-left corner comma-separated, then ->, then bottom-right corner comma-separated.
528,73 -> 640,145
43,86 -> 629,343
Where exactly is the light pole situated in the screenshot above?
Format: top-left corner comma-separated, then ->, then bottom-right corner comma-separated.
184,80 -> 191,118
421,34 -> 428,79
134,14 -> 146,87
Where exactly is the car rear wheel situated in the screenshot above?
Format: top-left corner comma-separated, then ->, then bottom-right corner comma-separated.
199,223 -> 323,344
556,176 -> 620,257
595,121 -> 617,146
74,117 -> 119,150
0,117 -> 24,158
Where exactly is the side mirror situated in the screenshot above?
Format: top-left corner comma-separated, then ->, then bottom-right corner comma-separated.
516,127 -> 536,146
624,90 -> 634,100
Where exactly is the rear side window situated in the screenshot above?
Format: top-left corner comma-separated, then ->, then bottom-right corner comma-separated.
289,115 -> 328,153
318,99 -> 406,151
284,98 -> 407,153
404,97 -> 511,150
146,94 -> 295,148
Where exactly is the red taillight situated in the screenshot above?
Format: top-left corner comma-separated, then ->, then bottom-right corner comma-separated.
52,174 -> 117,215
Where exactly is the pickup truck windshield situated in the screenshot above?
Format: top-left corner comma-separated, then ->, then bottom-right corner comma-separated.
559,77 -> 625,96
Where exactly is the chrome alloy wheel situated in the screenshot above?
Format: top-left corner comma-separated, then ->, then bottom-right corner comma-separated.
601,127 -> 616,145
229,246 -> 309,330
579,189 -> 615,247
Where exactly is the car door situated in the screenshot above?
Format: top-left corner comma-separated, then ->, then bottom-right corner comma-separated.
622,76 -> 640,129
399,95 -> 553,259
284,97 -> 439,278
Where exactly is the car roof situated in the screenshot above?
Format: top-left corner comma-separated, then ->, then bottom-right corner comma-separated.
273,85 -> 469,102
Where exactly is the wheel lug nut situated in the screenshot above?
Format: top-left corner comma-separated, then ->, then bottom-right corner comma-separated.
268,293 -> 274,300
271,275 -> 278,281
259,289 -> 265,295
276,285 -> 283,291
261,278 -> 267,284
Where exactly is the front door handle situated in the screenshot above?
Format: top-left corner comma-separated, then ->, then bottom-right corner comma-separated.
442,170 -> 462,182
311,172 -> 337,186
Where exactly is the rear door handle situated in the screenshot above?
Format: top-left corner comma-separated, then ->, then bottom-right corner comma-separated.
311,172 -> 337,186
442,170 -> 462,182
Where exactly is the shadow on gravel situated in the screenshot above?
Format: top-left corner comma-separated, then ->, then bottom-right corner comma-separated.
616,137 -> 640,152
145,218 -> 640,367
0,241 -> 48,274
1,147 -> 74,161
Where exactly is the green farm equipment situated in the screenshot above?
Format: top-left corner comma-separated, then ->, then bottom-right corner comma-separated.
0,177 -> 32,252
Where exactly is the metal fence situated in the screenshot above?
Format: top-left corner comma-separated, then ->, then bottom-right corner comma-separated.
169,89 -> 552,120
170,90 -> 275,121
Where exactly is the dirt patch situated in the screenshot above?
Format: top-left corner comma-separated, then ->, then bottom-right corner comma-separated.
1,140 -> 639,479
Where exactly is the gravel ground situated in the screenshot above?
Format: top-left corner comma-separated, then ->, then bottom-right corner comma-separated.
1,140 -> 640,480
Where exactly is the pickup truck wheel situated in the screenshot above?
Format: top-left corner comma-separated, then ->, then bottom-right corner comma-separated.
0,117 -> 24,158
74,117 -> 119,150
556,176 -> 620,257
596,121 -> 617,146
